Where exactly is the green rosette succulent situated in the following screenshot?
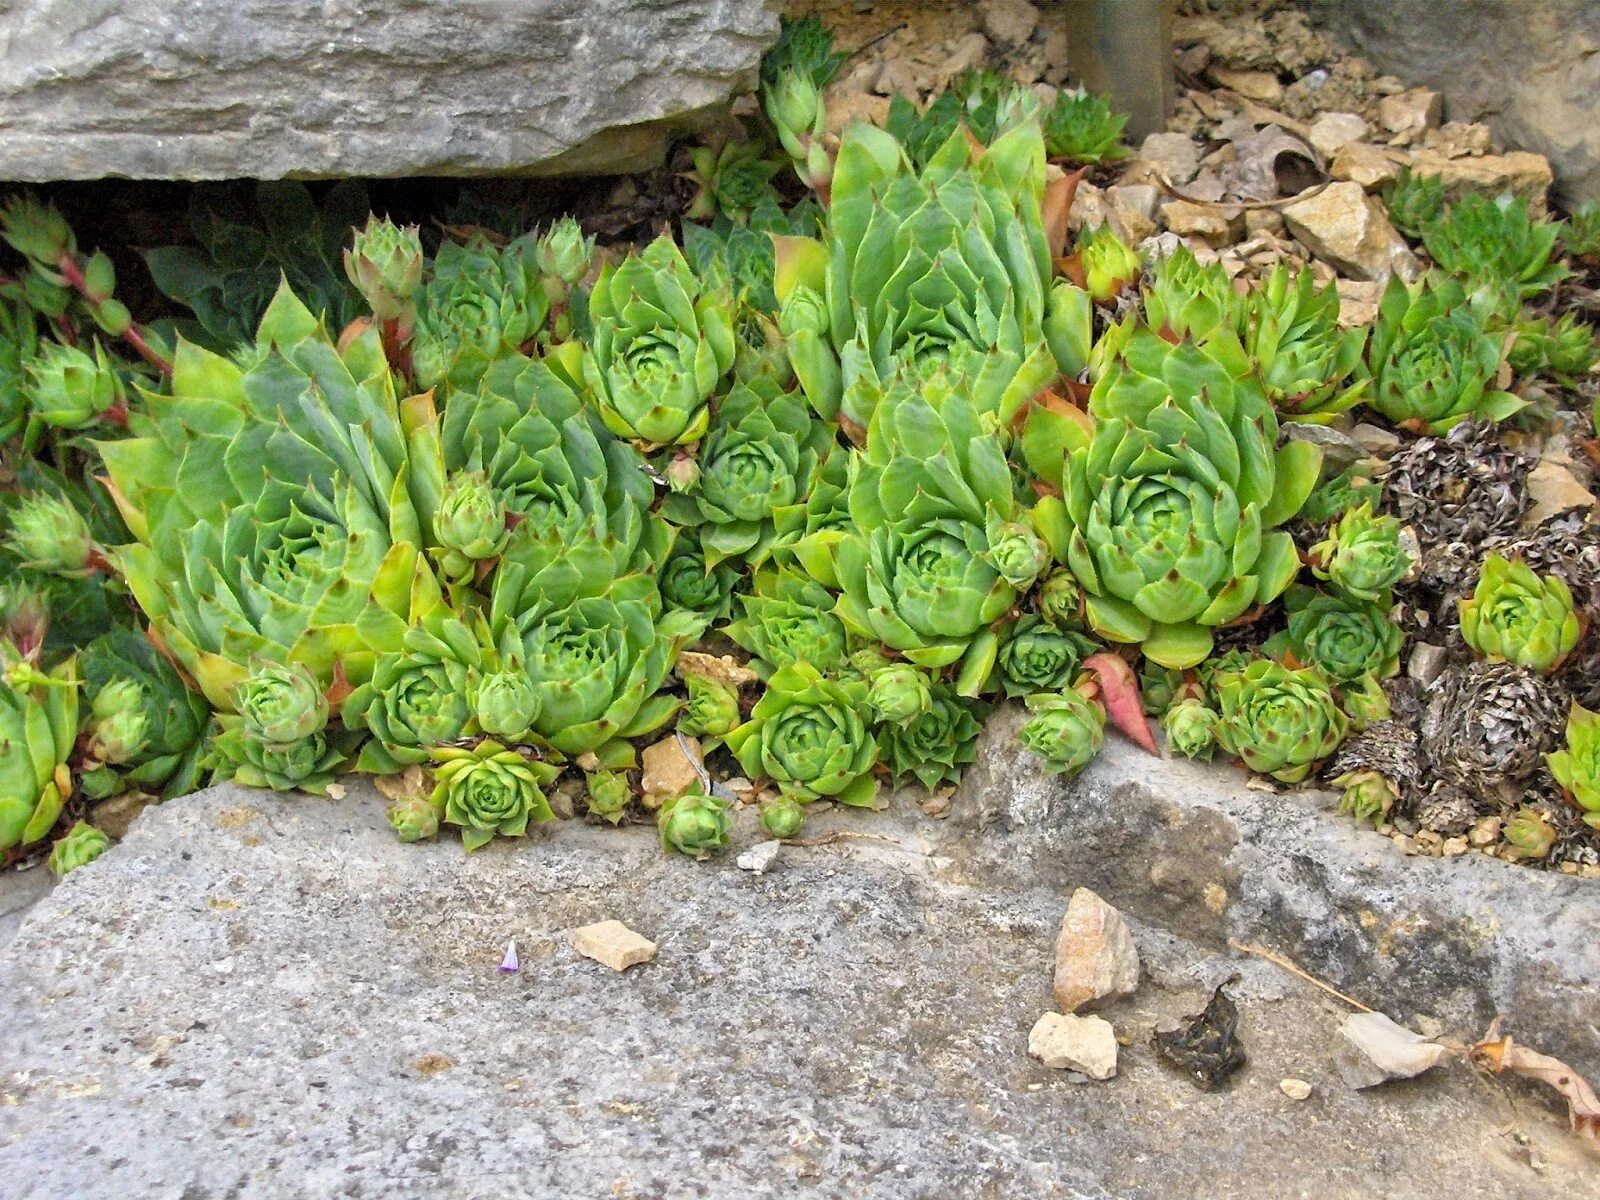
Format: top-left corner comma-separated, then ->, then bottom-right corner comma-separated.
985,511 -> 1052,591
789,119 -> 1058,432
725,569 -> 850,678
343,604 -> 490,772
24,340 -> 127,431
1337,672 -> 1391,730
760,794 -> 807,839
778,283 -> 842,420
582,232 -> 736,446
1382,170 -> 1445,240
1265,585 -> 1401,683
1138,661 -> 1184,717
1363,275 -> 1524,433
878,685 -> 984,789
411,233 -> 550,393
884,71 -> 1040,168
770,440 -> 850,588
659,536 -> 740,623
1162,698 -> 1217,761
1422,192 -> 1566,300
1458,553 -> 1581,673
431,739 -> 559,853
78,629 -> 209,798
658,787 -> 732,860
474,666 -> 541,742
1245,263 -> 1367,424
586,770 -> 633,825
684,139 -> 782,224
1502,808 -> 1556,861
1332,769 -> 1396,826
860,657 -> 935,724
997,617 -> 1096,698
84,680 -> 148,766
760,16 -> 842,196
1509,311 -> 1598,384
343,216 -> 423,328
1211,659 -> 1349,783
47,820 -> 112,877
1566,202 -> 1600,260
1018,688 -> 1106,777
1299,467 -> 1382,526
1545,703 -> 1600,829
726,661 -> 878,806
433,470 -> 508,583
0,647 -> 77,852
388,794 -> 442,843
451,359 -> 665,613
1037,569 -> 1087,631
835,373 -> 1021,689
1307,502 -> 1411,605
535,217 -> 595,289
1041,326 -> 1320,668
505,573 -> 703,756
660,379 -> 831,565
206,721 -> 348,794
678,672 -> 742,741
97,284 -> 429,710
235,659 -> 328,745
5,491 -> 104,579
1042,91 -> 1128,164
1142,246 -> 1244,344
1075,223 -> 1142,304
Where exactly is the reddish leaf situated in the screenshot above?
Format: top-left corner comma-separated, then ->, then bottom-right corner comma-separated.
1081,652 -> 1158,755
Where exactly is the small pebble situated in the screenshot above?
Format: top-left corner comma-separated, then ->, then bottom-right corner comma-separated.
1279,1078 -> 1313,1101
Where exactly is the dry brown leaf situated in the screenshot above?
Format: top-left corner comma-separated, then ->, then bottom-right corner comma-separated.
1471,1019 -> 1600,1139
373,766 -> 431,804
675,651 -> 759,690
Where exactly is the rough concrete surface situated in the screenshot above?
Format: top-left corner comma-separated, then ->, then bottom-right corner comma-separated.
0,0 -> 781,181
0,864 -> 51,952
3,749 -> 1598,1198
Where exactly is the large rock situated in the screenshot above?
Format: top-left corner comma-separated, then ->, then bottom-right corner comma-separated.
1,772 -> 1589,1197
1303,0 -> 1600,207
0,0 -> 781,181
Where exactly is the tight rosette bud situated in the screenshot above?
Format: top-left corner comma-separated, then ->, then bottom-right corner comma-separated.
88,679 -> 150,765
1502,808 -> 1555,861
1212,659 -> 1348,784
1338,673 -> 1391,730
24,341 -> 125,430
0,195 -> 75,267
5,492 -> 102,578
475,669 -> 541,741
344,216 -> 424,325
658,787 -> 732,860
432,740 -> 560,853
235,661 -> 329,746
865,662 -> 934,723
1076,223 -> 1142,304
984,517 -> 1051,591
47,820 -> 111,878
1308,503 -> 1411,605
778,284 -> 841,421
678,672 -> 741,740
586,770 -> 633,825
1162,698 -> 1217,760
388,795 -> 442,843
1019,689 -> 1106,777
436,471 -> 508,577
0,581 -> 49,661
535,217 -> 595,287
1038,570 -> 1086,631
760,794 -> 807,839
1459,553 -> 1581,674
998,618 -> 1095,698
1331,769 -> 1397,826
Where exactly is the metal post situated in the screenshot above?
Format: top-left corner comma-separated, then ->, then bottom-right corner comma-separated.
1060,0 -> 1174,142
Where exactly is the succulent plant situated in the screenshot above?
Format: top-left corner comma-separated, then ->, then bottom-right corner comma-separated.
1037,569 -> 1087,632
582,232 -> 735,446
98,284 -> 427,710
1458,553 -> 1581,673
771,439 -> 851,588
431,739 -> 559,853
1244,263 -> 1367,424
678,671 -> 742,740
235,659 -> 328,746
1501,807 -> 1557,861
1307,502 -> 1412,606
1337,672 -> 1392,730
1422,192 -> 1566,299
433,470 -> 509,583
725,568 -> 850,678
763,68 -> 832,199
760,14 -> 846,92
684,138 -> 782,224
343,215 -> 424,330
4,490 -> 106,579
411,232 -> 549,393
0,645 -> 77,852
47,820 -> 112,877
1544,703 -> 1600,829
1018,688 -> 1106,777
387,794 -> 442,843
658,787 -> 732,860
1382,170 -> 1446,240
1422,659 -> 1567,798
1141,245 -> 1244,343
997,617 -> 1097,698
536,217 -> 596,289
658,536 -> 739,623
660,378 -> 830,565
586,770 -> 633,825
760,794 -> 807,839
878,685 -> 985,789
1039,326 -> 1320,668
726,661 -> 877,806
1138,661 -> 1185,717
1331,769 -> 1398,826
206,721 -> 348,794
1363,275 -> 1524,434
1563,201 -> 1600,263
76,630 -> 208,798
1075,223 -> 1143,305
0,296 -> 37,443
474,666 -> 542,742
858,656 -> 935,724
23,340 -> 127,431
1162,698 -> 1218,760
884,70 -> 1038,169
1508,311 -> 1598,384
1211,659 -> 1349,783
1041,91 -> 1129,164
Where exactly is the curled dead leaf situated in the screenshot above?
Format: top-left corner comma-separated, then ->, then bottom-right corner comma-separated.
1471,1018 -> 1600,1139
676,651 -> 759,690
373,765 -> 431,804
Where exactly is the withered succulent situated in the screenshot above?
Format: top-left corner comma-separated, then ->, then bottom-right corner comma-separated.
1421,660 -> 1568,802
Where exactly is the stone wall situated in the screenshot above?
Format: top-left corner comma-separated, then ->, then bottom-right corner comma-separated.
0,0 -> 782,181
1301,0 -> 1600,207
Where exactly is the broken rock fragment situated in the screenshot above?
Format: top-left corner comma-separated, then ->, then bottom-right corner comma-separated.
1028,1012 -> 1119,1080
1052,887 -> 1141,1013
568,920 -> 657,972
